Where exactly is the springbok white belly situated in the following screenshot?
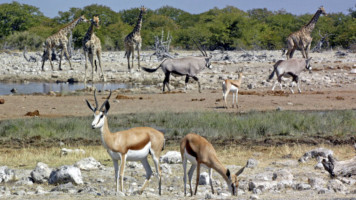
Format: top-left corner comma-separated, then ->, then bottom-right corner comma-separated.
184,148 -> 208,168
229,84 -> 238,92
106,142 -> 151,161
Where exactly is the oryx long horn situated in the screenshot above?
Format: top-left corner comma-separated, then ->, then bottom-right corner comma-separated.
99,90 -> 112,111
93,90 -> 99,110
193,39 -> 207,57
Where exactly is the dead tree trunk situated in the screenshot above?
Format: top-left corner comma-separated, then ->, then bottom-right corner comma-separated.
322,155 -> 356,178
150,30 -> 173,60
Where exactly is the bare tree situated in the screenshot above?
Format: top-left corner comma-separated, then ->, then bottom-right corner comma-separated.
150,30 -> 174,60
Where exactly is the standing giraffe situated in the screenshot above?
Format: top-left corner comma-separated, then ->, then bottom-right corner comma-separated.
83,16 -> 105,87
41,15 -> 88,71
285,6 -> 327,59
124,6 -> 146,72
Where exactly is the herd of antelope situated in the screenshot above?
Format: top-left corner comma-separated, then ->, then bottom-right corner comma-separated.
80,6 -> 328,197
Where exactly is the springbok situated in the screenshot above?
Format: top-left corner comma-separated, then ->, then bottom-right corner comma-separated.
222,70 -> 243,109
180,133 -> 247,196
85,90 -> 165,195
268,58 -> 312,94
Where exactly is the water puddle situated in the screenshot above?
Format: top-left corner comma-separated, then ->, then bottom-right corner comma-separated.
0,82 -> 136,95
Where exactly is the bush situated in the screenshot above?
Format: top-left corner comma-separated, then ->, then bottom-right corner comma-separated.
4,31 -> 43,50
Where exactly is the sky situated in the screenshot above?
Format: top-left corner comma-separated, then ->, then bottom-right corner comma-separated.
0,0 -> 355,18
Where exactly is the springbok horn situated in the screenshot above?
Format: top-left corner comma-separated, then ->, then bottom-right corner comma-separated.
99,90 -> 112,111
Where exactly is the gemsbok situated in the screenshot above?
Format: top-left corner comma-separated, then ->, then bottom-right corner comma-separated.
85,90 -> 165,195
180,133 -> 247,196
268,58 -> 312,94
222,70 -> 243,109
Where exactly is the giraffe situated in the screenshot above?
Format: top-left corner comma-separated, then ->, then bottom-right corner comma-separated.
124,6 -> 146,72
41,15 -> 88,71
285,6 -> 327,59
83,16 -> 105,87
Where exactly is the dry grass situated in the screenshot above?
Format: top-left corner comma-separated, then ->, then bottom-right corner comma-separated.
1,143 -> 354,170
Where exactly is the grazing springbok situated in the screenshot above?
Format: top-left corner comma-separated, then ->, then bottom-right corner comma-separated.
180,133 -> 247,196
85,90 -> 165,195
222,70 -> 243,109
268,58 -> 312,94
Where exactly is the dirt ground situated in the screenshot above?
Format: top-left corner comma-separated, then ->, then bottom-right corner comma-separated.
0,86 -> 355,120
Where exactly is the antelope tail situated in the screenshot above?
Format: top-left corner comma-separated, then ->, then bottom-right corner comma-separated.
141,65 -> 162,73
268,60 -> 283,81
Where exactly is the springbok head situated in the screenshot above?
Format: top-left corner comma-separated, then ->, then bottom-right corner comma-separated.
226,165 -> 245,196
85,90 -> 112,129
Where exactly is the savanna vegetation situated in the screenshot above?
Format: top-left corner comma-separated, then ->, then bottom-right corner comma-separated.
0,110 -> 355,145
0,2 -> 355,51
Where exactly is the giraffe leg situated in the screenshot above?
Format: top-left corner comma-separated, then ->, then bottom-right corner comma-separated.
89,52 -> 95,87
137,44 -> 141,71
131,47 -> 135,71
126,50 -> 131,72
96,50 -> 105,82
41,49 -> 47,71
48,48 -> 54,71
84,52 -> 89,87
63,45 -> 72,70
58,48 -> 64,71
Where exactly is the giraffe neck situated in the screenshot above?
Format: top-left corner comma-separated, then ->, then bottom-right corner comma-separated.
86,23 -> 95,38
304,10 -> 322,33
60,16 -> 83,35
132,11 -> 144,35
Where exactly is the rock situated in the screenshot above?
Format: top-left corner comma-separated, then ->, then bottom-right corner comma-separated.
298,148 -> 333,163
0,99 -> 4,104
15,177 -> 33,186
160,163 -> 172,175
250,194 -> 260,200
198,172 -> 210,185
351,69 -> 356,74
31,162 -> 52,183
246,158 -> 258,168
0,166 -> 16,183
160,151 -> 181,164
10,88 -> 17,93
127,161 -> 143,169
61,148 -> 85,156
25,110 -> 40,116
67,77 -> 79,83
35,186 -> 48,194
13,190 -> 26,195
75,157 -> 102,171
272,169 -> 293,181
327,179 -> 346,193
51,182 -> 77,193
48,91 -> 56,96
49,165 -> 83,185
308,177 -> 326,189
294,183 -> 311,191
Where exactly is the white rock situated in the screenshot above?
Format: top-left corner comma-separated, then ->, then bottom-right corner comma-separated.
160,151 -> 181,164
61,148 -> 85,156
0,166 -> 15,183
31,162 -> 52,183
49,165 -> 83,185
75,157 -> 102,171
198,172 -> 210,185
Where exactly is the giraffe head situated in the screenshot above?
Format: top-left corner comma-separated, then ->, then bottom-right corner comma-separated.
319,6 -> 327,16
140,6 -> 147,14
79,15 -> 89,23
91,16 -> 100,28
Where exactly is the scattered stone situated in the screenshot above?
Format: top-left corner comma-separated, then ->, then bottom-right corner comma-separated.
0,166 -> 16,183
351,69 -> 356,74
250,194 -> 260,200
31,162 -> 52,183
160,151 -> 181,164
0,99 -> 4,104
48,91 -> 56,96
25,110 -> 40,116
198,172 -> 210,185
127,161 -> 143,169
49,165 -> 83,185
327,179 -> 346,193
61,148 -> 85,156
294,183 -> 312,191
15,177 -> 33,186
272,169 -> 293,181
246,158 -> 258,168
298,148 -> 333,163
51,182 -> 77,193
75,157 -> 102,171
10,88 -> 17,93
308,177 -> 326,189
160,163 -> 172,175
35,186 -> 47,194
